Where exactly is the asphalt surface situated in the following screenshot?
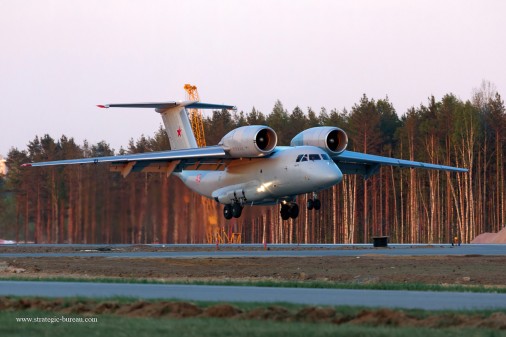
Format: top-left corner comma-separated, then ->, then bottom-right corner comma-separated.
1,280 -> 505,310
1,244 -> 505,258
1,244 -> 505,311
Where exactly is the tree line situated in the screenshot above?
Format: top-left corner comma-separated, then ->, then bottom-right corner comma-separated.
0,83 -> 504,244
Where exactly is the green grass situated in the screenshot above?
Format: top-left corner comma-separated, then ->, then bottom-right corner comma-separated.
2,275 -> 506,293
1,309 -> 505,337
2,295 -> 506,319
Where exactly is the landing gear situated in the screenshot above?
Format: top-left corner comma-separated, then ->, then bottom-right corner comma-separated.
232,203 -> 243,218
224,204 -> 233,220
307,193 -> 321,211
289,203 -> 299,218
224,203 -> 243,220
281,204 -> 290,220
280,203 -> 299,220
314,199 -> 321,210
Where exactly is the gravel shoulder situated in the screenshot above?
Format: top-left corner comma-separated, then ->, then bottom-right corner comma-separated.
2,253 -> 506,286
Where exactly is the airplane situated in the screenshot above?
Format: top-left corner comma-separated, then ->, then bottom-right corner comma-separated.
22,100 -> 467,220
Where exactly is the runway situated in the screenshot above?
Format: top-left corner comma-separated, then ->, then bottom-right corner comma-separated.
1,244 -> 505,311
1,280 -> 505,310
1,243 -> 505,258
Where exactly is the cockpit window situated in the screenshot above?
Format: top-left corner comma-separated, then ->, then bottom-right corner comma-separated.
297,154 -> 325,162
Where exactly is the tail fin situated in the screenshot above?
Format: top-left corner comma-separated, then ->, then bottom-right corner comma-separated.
98,101 -> 235,150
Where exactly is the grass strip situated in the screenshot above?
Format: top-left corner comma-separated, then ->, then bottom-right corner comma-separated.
1,275 -> 505,294
1,300 -> 506,337
3,310 -> 500,337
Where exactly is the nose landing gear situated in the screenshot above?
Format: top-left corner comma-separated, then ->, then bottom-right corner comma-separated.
307,193 -> 321,211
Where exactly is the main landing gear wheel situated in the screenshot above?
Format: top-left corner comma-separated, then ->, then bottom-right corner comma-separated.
224,205 -> 233,220
280,203 -> 299,220
289,203 -> 299,219
314,199 -> 321,210
280,204 -> 290,220
232,203 -> 243,218
224,203 -> 243,219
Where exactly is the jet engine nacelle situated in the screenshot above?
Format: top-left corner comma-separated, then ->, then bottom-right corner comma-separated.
219,125 -> 277,157
290,126 -> 348,155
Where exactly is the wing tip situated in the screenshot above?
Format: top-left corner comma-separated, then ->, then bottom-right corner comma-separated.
21,163 -> 32,167
97,104 -> 109,109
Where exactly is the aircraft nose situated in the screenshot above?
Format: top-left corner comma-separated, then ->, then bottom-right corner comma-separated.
315,162 -> 342,188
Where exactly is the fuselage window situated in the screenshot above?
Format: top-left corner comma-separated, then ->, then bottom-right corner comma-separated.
321,153 -> 330,160
309,154 -> 321,161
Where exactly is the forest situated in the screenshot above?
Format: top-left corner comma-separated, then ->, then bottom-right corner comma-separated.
0,83 -> 505,244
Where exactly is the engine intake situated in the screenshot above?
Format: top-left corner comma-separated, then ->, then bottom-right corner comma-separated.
290,126 -> 348,155
219,125 -> 277,157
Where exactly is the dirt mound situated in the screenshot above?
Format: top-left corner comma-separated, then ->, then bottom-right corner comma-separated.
472,227 -> 506,243
243,306 -> 292,321
203,304 -> 242,318
471,232 -> 498,243
296,306 -> 336,322
493,228 -> 506,243
113,301 -> 203,318
350,309 -> 415,327
1,297 -> 506,329
474,312 -> 506,329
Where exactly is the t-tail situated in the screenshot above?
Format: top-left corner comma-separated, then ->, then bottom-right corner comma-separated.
97,101 -> 236,150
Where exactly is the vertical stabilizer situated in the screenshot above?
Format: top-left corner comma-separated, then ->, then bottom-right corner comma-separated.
157,104 -> 198,150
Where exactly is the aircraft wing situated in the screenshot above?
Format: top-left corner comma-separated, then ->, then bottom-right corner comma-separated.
21,146 -> 230,177
333,150 -> 467,179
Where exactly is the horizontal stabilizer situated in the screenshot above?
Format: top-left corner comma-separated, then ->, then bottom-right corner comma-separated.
186,102 -> 236,110
97,101 -> 236,110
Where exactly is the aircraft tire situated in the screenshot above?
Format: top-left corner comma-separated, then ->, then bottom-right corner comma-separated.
280,204 -> 290,220
289,203 -> 299,219
224,205 -> 233,220
307,199 -> 314,210
232,203 -> 243,218
314,199 -> 321,210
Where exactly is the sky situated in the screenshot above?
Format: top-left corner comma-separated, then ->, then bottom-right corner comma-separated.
1,0 -> 505,156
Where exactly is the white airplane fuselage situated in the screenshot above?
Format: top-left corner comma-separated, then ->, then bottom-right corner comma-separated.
176,146 -> 343,205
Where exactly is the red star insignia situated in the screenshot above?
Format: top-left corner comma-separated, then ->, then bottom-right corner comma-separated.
177,127 -> 182,137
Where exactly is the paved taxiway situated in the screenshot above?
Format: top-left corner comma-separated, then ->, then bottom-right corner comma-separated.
1,244 -> 505,258
1,280 -> 505,310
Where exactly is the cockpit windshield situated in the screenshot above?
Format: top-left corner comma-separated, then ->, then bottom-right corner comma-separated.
296,153 -> 331,162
